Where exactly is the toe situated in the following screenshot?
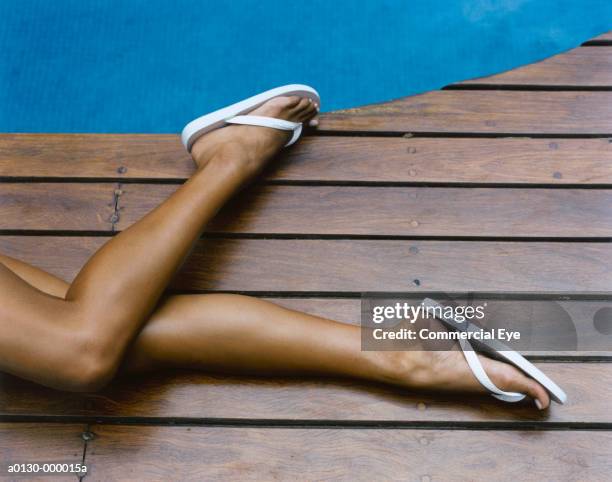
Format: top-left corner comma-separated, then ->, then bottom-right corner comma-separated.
308,108 -> 320,126
306,101 -> 317,115
283,95 -> 302,107
265,96 -> 301,112
291,97 -> 311,114
489,361 -> 551,409
510,371 -> 551,409
297,103 -> 318,122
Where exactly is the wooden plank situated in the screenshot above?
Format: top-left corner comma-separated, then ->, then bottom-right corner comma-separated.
590,31 -> 612,42
0,134 -> 193,179
0,423 -> 85,481
122,185 -> 612,238
1,236 -> 611,292
278,137 -> 612,185
320,91 -> 612,134
6,183 -> 612,237
85,425 -> 612,481
458,47 -> 612,86
2,363 -> 611,423
3,135 -> 612,185
171,239 -> 612,293
0,183 -> 117,231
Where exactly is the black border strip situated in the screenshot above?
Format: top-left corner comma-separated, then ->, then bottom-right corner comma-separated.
582,40 -> 612,46
2,415 -> 612,431
443,84 -> 612,91
174,290 -> 612,300
315,130 -> 612,139
5,178 -> 612,189
3,230 -> 612,242
266,180 -> 612,189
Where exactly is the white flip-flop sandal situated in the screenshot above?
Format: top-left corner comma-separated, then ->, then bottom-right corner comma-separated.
422,298 -> 567,404
181,84 -> 320,152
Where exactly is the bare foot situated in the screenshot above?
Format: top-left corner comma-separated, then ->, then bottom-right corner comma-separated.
377,350 -> 551,409
190,95 -> 319,172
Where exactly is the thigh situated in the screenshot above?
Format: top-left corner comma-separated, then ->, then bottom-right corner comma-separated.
0,253 -> 182,378
0,253 -> 69,299
0,253 -> 164,376
0,261 -> 80,386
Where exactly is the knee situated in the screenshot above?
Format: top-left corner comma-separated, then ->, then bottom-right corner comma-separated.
60,329 -> 118,393
68,358 -> 114,393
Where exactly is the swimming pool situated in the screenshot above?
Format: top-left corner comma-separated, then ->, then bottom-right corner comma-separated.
1,0 -> 610,133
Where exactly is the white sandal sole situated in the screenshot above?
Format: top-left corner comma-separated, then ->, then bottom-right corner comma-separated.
181,84 -> 320,152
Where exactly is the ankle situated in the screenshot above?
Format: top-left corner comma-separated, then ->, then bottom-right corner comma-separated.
204,148 -> 261,177
368,350 -> 433,388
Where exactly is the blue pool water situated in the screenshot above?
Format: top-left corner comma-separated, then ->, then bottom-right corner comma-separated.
1,0 -> 611,133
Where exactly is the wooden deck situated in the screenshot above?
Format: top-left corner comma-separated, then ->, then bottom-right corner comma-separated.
2,32 -> 612,480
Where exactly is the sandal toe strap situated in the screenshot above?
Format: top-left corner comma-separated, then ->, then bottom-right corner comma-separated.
459,338 -> 526,403
226,115 -> 303,147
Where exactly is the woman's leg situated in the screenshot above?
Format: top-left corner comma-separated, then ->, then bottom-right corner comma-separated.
0,95 -> 317,392
121,294 -> 551,408
0,253 -> 550,408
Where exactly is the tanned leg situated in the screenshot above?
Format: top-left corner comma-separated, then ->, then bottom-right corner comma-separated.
121,294 -> 550,408
0,95 -> 317,392
0,254 -> 550,408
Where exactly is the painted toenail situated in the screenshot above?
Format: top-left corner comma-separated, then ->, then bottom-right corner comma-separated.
535,399 -> 543,410
309,119 -> 319,127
